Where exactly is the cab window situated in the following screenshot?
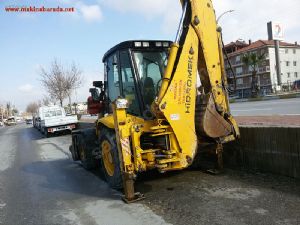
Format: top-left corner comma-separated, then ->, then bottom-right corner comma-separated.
119,51 -> 140,116
133,51 -> 167,108
106,54 -> 120,103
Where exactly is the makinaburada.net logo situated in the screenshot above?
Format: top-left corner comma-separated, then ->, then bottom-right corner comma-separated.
5,6 -> 75,13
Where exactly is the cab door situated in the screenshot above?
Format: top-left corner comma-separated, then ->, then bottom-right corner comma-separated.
104,53 -> 121,113
119,50 -> 141,116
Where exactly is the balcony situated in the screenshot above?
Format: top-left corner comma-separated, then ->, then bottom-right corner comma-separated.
258,66 -> 270,73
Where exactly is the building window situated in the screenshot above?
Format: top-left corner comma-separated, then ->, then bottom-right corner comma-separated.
286,61 -> 290,66
287,72 -> 290,78
236,55 -> 241,63
295,72 -> 298,78
293,49 -> 296,54
248,65 -> 254,72
236,66 -> 243,75
237,78 -> 243,85
285,49 -> 289,54
293,61 -> 297,66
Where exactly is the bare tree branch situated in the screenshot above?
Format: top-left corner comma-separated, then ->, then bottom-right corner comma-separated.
26,102 -> 39,114
39,59 -> 83,107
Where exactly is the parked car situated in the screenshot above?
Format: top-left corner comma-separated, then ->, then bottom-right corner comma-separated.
292,79 -> 300,90
25,118 -> 33,124
0,121 -> 3,127
5,117 -> 16,126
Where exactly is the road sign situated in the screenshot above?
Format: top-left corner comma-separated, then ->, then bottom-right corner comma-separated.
267,22 -> 284,41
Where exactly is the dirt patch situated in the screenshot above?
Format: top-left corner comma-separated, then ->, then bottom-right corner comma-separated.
136,169 -> 300,225
236,115 -> 300,127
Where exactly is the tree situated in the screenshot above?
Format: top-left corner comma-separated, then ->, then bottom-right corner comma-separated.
39,59 -> 82,107
12,108 -> 18,115
242,52 -> 265,97
26,102 -> 39,115
6,102 -> 11,117
41,96 -> 54,106
65,62 -> 83,112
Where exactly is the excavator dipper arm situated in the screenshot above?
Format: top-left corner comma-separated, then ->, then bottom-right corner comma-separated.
154,0 -> 239,164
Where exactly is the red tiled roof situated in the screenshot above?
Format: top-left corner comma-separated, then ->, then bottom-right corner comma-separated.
225,40 -> 248,48
228,40 -> 300,56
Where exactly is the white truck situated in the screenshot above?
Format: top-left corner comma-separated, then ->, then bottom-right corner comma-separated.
35,105 -> 78,137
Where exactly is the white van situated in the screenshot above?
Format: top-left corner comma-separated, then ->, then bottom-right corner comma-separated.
36,105 -> 78,137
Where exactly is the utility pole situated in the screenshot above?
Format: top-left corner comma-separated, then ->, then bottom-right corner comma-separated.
268,22 -> 284,90
0,105 -> 3,122
274,40 -> 282,86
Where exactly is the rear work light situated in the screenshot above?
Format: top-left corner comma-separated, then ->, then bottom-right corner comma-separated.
155,42 -> 162,47
142,42 -> 149,47
134,42 -> 142,47
163,42 -> 169,47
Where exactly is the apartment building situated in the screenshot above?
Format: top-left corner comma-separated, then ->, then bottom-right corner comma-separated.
225,40 -> 300,98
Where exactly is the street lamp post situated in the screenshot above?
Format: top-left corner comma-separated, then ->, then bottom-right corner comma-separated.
217,10 -> 234,23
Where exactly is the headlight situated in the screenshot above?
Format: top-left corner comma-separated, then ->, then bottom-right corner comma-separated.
116,99 -> 128,109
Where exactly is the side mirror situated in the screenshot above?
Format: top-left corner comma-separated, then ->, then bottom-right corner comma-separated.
93,81 -> 103,88
89,88 -> 100,101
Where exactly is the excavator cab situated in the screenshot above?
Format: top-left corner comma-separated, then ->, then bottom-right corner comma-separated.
101,41 -> 172,118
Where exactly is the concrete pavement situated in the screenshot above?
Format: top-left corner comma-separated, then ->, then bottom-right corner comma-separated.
0,125 -> 169,225
0,124 -> 299,225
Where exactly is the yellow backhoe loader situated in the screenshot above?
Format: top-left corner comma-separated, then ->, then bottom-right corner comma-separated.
70,0 -> 239,203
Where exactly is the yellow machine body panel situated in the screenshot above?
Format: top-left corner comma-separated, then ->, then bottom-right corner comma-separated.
158,26 -> 199,166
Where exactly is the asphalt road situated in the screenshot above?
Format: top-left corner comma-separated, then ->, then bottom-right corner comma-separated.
0,125 -> 168,225
0,124 -> 299,225
230,98 -> 300,116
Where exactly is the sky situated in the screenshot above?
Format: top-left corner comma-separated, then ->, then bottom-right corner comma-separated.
0,0 -> 299,111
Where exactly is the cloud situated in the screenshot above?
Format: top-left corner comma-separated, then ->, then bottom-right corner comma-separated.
213,0 -> 300,43
101,0 -> 299,43
18,84 -> 34,93
101,0 -> 181,34
77,3 -> 102,22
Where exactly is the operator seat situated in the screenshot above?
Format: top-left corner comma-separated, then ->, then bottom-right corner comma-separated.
143,77 -> 155,106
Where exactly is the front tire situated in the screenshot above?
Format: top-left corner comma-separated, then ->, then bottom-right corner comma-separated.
99,127 -> 123,190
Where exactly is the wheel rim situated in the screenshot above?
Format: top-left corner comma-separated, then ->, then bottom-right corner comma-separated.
101,140 -> 115,176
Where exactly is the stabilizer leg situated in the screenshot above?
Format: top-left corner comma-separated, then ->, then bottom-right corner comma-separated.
122,173 -> 145,203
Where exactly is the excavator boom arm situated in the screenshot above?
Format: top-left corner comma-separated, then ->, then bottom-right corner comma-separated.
155,0 -> 239,162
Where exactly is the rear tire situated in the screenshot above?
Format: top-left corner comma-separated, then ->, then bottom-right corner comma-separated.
44,128 -> 50,138
78,129 -> 97,170
99,127 -> 123,190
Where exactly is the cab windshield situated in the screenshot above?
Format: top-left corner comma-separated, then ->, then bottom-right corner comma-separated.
133,51 -> 168,108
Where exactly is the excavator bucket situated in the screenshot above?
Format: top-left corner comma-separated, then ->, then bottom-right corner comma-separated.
195,93 -> 233,139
